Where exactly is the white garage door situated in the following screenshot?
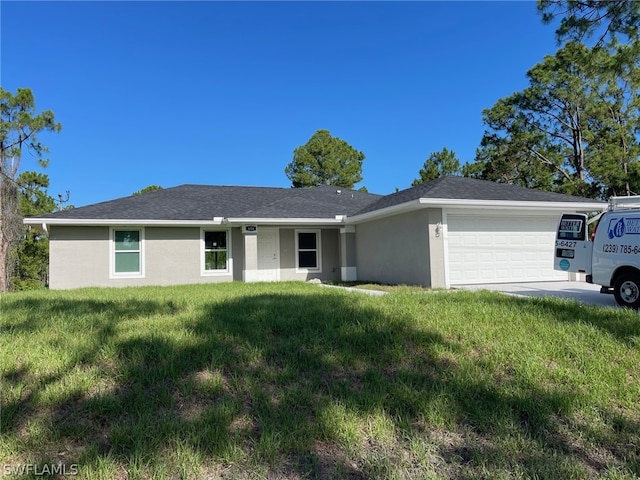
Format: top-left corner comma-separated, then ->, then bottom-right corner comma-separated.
447,214 -> 568,285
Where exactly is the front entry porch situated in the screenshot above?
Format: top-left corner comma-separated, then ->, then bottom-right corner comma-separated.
240,226 -> 356,283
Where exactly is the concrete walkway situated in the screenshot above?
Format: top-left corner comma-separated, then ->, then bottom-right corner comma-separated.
458,281 -> 618,308
318,283 -> 388,296
319,281 -> 624,308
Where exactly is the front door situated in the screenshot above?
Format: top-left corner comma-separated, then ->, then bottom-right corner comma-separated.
256,228 -> 280,282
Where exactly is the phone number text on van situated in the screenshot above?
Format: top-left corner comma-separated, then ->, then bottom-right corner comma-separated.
602,244 -> 640,254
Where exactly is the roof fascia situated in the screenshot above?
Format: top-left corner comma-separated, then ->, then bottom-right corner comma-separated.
24,217 -> 347,228
225,217 -> 345,226
419,198 -> 606,212
23,218 -> 227,227
347,198 -> 605,224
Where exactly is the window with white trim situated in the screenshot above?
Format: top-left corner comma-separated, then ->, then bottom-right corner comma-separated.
112,228 -> 144,277
296,229 -> 321,272
203,229 -> 230,273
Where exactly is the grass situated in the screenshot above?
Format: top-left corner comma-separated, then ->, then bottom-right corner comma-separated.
1,282 -> 639,479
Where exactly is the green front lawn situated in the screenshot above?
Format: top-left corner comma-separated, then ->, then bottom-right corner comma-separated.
1,282 -> 639,479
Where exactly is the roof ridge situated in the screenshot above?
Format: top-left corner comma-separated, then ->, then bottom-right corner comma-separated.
177,184 -> 291,190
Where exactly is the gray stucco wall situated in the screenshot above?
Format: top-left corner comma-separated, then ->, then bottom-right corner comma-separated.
231,227 -> 243,281
278,228 -> 341,282
47,224 -> 342,289
355,209 -> 431,287
49,226 -> 110,290
48,226 -> 238,289
343,231 -> 357,267
279,229 -> 296,272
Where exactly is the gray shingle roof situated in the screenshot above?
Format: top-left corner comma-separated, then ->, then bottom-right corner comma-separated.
354,176 -> 603,215
38,185 -> 381,220
33,177 -> 603,223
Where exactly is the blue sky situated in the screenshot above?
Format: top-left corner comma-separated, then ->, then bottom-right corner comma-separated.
2,1 -> 560,207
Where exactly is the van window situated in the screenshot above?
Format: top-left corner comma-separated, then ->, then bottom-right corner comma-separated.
558,215 -> 586,240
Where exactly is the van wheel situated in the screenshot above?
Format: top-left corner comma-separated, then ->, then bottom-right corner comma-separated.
613,274 -> 640,309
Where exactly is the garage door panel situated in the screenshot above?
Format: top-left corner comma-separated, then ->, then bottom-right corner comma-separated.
447,214 -> 568,285
493,236 -> 508,246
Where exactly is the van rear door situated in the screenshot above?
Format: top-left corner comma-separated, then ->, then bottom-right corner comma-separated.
554,213 -> 592,274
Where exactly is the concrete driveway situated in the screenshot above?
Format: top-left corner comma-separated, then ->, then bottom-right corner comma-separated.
459,281 -> 619,308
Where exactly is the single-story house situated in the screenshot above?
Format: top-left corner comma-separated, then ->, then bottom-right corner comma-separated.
24,176 -> 604,290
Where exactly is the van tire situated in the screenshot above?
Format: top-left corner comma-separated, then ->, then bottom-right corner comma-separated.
613,273 -> 640,309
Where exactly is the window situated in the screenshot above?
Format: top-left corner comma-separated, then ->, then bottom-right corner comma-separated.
296,229 -> 321,272
558,215 -> 586,241
203,230 -> 230,273
112,229 -> 144,277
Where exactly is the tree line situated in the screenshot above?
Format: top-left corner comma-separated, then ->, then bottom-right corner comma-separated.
1,1 -> 638,291
287,1 -> 639,197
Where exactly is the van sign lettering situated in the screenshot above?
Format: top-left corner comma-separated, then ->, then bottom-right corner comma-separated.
608,217 -> 640,238
560,219 -> 582,232
558,219 -> 583,239
558,259 -> 570,270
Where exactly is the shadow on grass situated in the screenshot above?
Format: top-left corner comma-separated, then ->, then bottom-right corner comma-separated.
2,290 -> 638,478
1,297 -> 181,439
0,297 -> 180,334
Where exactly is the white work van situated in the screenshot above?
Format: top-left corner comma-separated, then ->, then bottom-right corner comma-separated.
554,196 -> 640,308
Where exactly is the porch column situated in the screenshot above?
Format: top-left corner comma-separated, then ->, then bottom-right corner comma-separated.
243,228 -> 259,282
428,209 -> 446,289
340,225 -> 357,281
